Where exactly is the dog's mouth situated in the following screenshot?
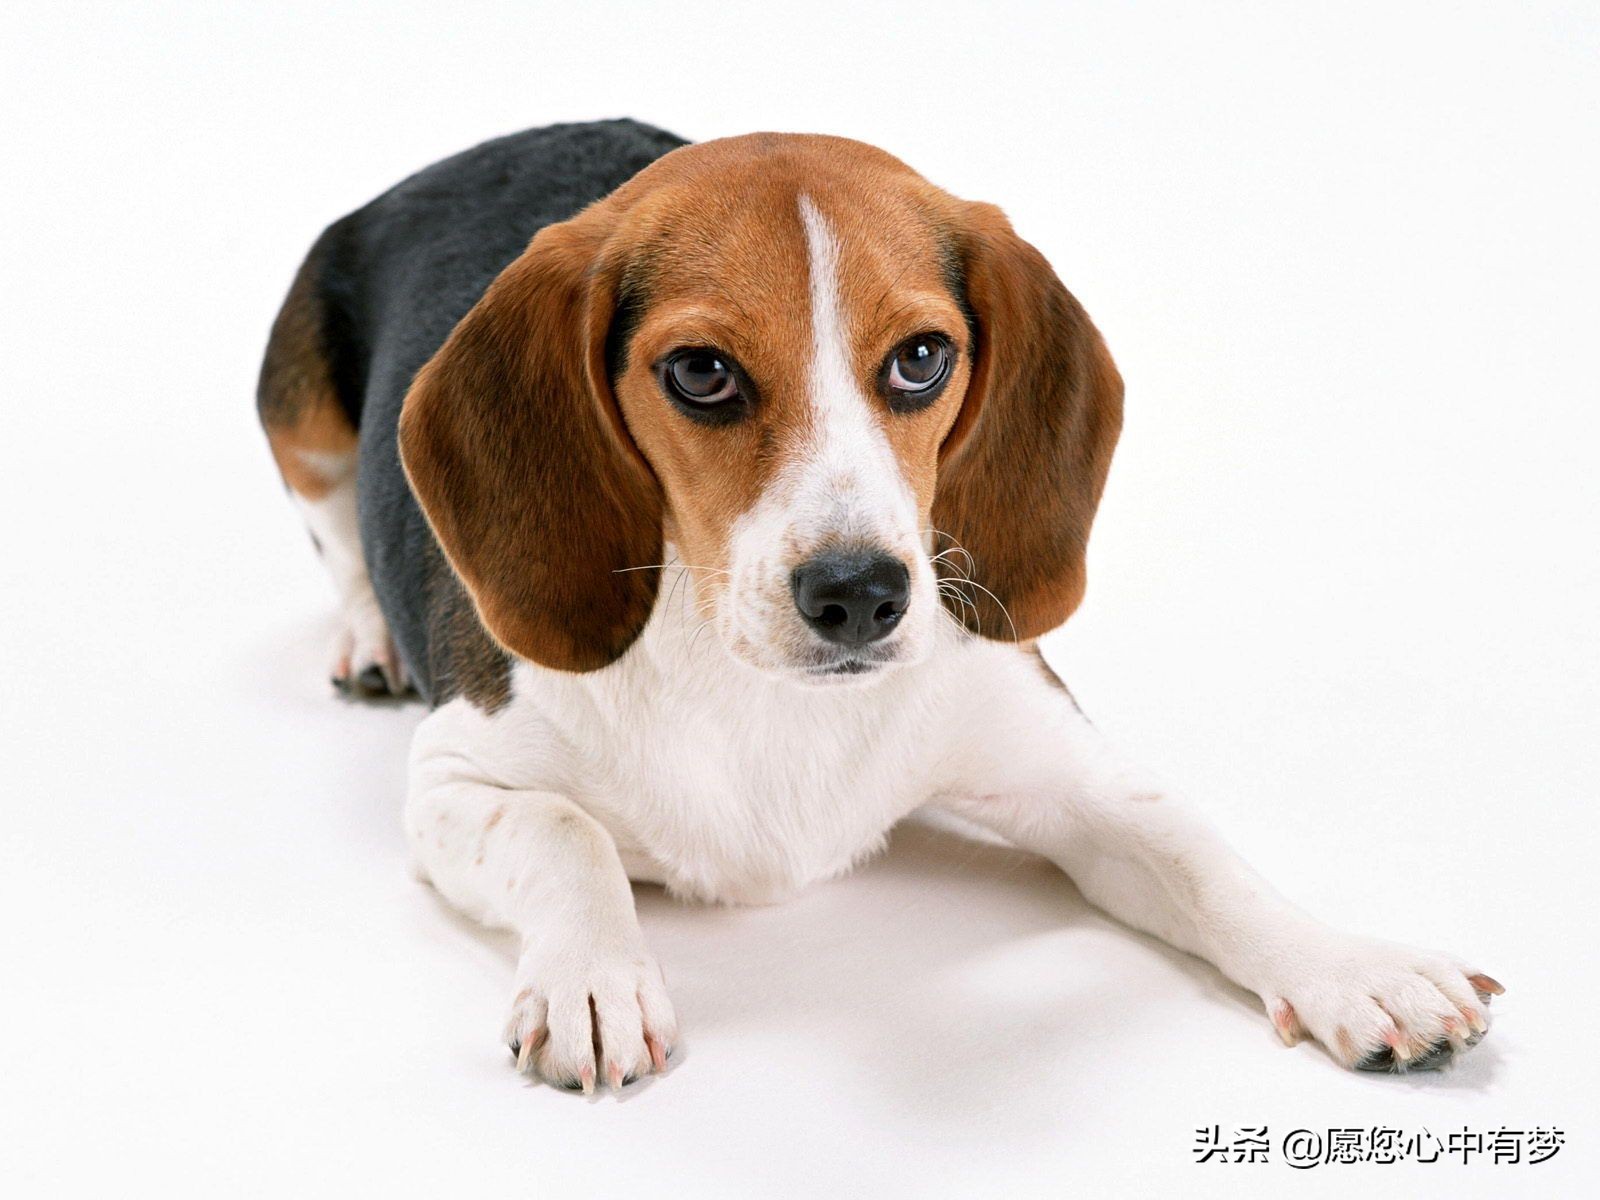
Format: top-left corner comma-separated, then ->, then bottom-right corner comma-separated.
794,647 -> 904,685
807,658 -> 880,678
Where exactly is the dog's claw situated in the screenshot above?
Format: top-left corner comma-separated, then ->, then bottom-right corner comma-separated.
506,950 -> 675,1092
1261,940 -> 1495,1075
1468,973 -> 1505,1001
646,1033 -> 669,1073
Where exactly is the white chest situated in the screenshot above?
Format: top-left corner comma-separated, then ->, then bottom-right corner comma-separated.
486,628 -> 979,904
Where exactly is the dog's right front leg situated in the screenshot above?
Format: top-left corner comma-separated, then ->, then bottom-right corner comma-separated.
406,733 -> 676,1093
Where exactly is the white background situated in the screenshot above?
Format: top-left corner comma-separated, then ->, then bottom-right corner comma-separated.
3,2 -> 1596,1196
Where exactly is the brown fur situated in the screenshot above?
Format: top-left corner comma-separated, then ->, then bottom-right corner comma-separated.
933,202 -> 1124,640
399,211 -> 664,673
400,134 -> 1121,671
257,248 -> 356,499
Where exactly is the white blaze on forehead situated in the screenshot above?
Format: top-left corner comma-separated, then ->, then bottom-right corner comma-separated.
716,195 -> 937,669
792,193 -> 916,541
799,194 -> 854,421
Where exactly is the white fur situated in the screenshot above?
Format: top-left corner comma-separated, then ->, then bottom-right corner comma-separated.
406,565 -> 1492,1085
295,473 -> 404,692
396,196 -> 1493,1089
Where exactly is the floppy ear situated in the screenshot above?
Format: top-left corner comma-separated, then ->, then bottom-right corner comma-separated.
398,212 -> 663,672
932,202 -> 1124,640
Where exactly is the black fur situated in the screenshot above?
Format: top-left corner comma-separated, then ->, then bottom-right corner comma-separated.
287,120 -> 689,703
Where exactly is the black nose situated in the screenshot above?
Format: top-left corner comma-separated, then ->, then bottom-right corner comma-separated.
791,551 -> 910,646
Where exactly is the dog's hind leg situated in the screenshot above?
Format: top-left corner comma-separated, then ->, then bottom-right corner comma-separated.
257,242 -> 407,696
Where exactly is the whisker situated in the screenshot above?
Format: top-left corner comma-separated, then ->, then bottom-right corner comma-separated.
936,583 -> 979,624
870,258 -> 920,326
687,612 -> 716,657
940,575 -> 1019,642
926,527 -> 1016,639
614,562 -> 730,576
930,547 -> 975,572
875,292 -> 928,335
670,560 -> 693,623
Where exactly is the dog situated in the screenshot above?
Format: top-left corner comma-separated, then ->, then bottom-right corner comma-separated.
258,119 -> 1502,1092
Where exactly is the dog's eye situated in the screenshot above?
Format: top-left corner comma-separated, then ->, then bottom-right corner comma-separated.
663,350 -> 740,407
883,335 -> 952,409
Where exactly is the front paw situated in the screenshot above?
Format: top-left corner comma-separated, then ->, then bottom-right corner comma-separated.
1258,932 -> 1502,1073
503,939 -> 677,1093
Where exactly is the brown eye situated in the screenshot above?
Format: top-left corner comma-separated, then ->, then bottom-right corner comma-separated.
665,351 -> 739,404
659,348 -> 749,424
884,335 -> 952,408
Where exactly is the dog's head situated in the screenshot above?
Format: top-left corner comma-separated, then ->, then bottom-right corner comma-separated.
399,134 -> 1122,684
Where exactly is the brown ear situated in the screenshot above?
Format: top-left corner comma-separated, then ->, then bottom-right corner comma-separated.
932,202 -> 1124,640
398,212 -> 662,672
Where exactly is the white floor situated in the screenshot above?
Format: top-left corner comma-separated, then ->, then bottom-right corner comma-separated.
4,3 -> 1596,1196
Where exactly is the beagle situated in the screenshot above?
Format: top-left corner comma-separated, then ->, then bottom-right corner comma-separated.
258,119 -> 1501,1092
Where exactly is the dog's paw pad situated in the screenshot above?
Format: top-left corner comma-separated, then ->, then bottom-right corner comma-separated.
1354,1037 -> 1454,1073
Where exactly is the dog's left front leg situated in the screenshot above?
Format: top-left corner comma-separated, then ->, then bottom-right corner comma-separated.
933,657 -> 1501,1072
405,702 -> 676,1092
